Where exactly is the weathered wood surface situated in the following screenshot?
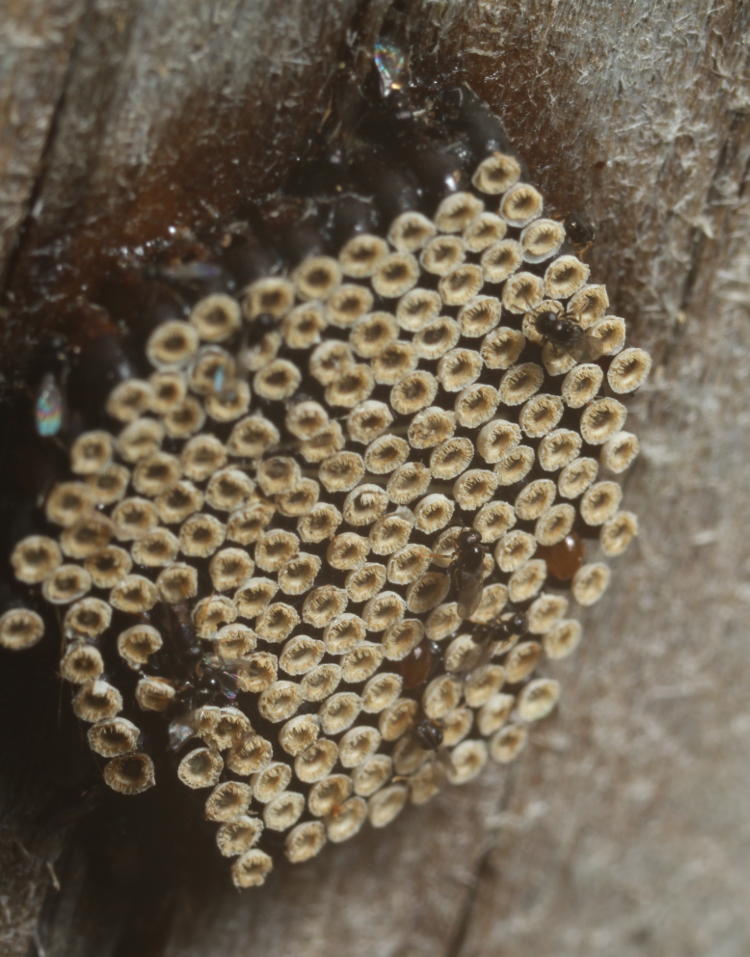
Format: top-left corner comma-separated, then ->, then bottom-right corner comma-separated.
1,1 -> 749,955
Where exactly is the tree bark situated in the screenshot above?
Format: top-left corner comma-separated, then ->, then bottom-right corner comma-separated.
1,1 -> 749,956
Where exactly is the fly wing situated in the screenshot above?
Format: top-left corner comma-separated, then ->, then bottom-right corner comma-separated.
568,329 -> 608,363
168,711 -> 199,751
454,568 -> 485,619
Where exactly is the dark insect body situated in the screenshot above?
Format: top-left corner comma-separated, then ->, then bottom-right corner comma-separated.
167,658 -> 241,749
168,605 -> 240,703
414,719 -> 444,750
450,529 -> 487,619
473,608 -> 528,648
535,310 -> 585,348
534,308 -> 607,363
163,602 -> 242,751
564,211 -> 595,255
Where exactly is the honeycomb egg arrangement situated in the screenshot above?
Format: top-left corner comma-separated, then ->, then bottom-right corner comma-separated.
0,79 -> 651,888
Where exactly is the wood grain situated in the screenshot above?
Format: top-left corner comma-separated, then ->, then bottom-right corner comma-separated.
1,1 -> 748,955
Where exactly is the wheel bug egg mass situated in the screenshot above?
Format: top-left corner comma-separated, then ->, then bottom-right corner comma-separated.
0,36 -> 651,889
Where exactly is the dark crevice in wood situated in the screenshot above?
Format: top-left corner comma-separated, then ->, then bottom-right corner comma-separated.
0,1 -> 91,298
678,110 -> 747,314
442,772 -> 517,957
442,846 -> 493,957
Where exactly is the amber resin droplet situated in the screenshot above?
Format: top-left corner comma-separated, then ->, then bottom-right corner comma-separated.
537,532 -> 585,581
396,640 -> 439,689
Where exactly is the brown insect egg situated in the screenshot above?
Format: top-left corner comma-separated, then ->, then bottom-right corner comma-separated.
189,293 -> 241,342
472,152 -> 521,194
88,717 -> 141,758
319,691 -> 362,735
226,734 -> 273,775
381,618 -> 424,661
517,678 -> 561,722
227,414 -> 279,458
464,666 -> 506,709
60,512 -> 114,560
414,316 -> 460,360
378,698 -> 418,742
216,815 -> 264,857
396,639 -> 437,689
309,775 -> 353,819
59,641 -> 104,683
86,464 -> 130,507
149,369 -> 187,414
502,271 -> 544,314
346,562 -> 387,602
227,502 -> 275,546
294,739 -> 338,785
231,849 -> 274,889
264,793 -> 305,832
446,740 -> 489,785
437,347 -> 483,393
323,614 -> 366,655
327,284 -> 374,329
300,663 -> 342,703
537,532 -> 586,581
135,676 -> 176,712
115,420 -> 163,467
178,748 -> 224,790
521,218 -> 566,263
338,233 -> 388,278
72,679 -> 123,723
361,673 -> 403,715
600,510 -> 639,557
130,527 -> 179,567
11,535 -> 62,585
395,287 -> 441,331
205,781 -> 253,823
387,462 -> 431,505
297,502 -> 342,544
106,379 -> 154,423
117,624 -> 162,669
481,325 -> 525,371
212,622 -> 256,660
63,597 -> 112,639
319,451 -> 366,493
44,481 -> 93,528
481,239 -> 524,284
372,252 -> 420,299
352,754 -> 393,799
476,694 -> 514,737
42,564 -> 91,605
463,211 -> 507,253
70,430 -> 114,474
284,821 -> 327,864
109,574 -> 158,614
388,212 -> 436,252
435,191 -> 484,232
500,183 -> 543,228
0,606 -> 44,651
341,642 -> 383,685
371,341 -> 418,387
421,235 -> 466,276
103,753 -> 156,795
368,784 -> 408,829
146,320 -> 199,369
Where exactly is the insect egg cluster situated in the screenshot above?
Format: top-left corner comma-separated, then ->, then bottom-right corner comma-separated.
0,77 -> 651,888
